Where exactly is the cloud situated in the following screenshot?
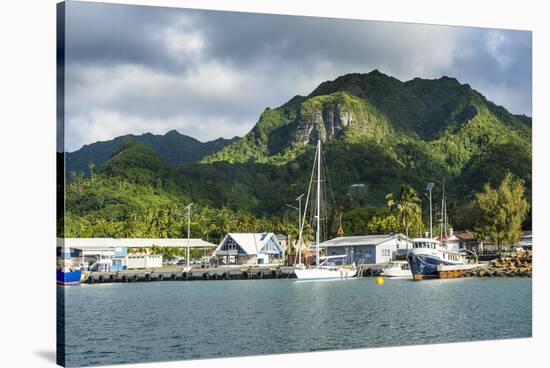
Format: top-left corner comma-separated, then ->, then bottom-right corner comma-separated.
62,1 -> 532,152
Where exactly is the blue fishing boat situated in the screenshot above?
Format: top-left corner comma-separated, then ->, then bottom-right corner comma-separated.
406,238 -> 468,280
57,258 -> 82,285
57,268 -> 82,285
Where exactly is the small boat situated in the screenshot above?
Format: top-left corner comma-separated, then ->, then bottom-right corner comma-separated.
406,238 -> 469,280
294,255 -> 356,280
380,261 -> 412,278
57,257 -> 82,285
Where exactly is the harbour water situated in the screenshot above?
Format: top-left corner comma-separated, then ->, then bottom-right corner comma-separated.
59,278 -> 532,367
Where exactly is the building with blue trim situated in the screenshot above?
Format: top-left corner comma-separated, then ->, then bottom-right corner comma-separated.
321,234 -> 409,265
213,233 -> 283,265
57,238 -> 217,271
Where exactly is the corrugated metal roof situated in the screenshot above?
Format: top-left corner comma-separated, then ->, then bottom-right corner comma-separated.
455,231 -> 476,240
320,234 -> 401,248
58,238 -> 217,249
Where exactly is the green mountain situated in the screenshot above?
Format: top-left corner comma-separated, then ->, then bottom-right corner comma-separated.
62,71 -> 532,237
66,130 -> 238,175
203,70 -> 530,170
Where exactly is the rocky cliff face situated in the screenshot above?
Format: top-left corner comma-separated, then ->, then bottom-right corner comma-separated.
201,71 -> 531,165
294,103 -> 354,144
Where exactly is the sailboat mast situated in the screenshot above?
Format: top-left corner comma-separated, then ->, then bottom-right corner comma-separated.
442,179 -> 447,245
439,179 -> 445,241
316,139 -> 321,268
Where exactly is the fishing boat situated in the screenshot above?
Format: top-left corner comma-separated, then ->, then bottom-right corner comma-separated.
57,257 -> 82,285
294,140 -> 356,280
380,260 -> 412,278
406,238 -> 469,280
406,180 -> 478,280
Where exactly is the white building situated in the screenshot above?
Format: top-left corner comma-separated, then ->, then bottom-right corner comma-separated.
127,254 -> 163,269
435,228 -> 461,252
57,238 -> 217,270
212,233 -> 283,265
519,231 -> 533,250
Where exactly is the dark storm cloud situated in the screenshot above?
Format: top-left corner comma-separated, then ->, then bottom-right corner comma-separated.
65,1 -> 186,72
449,29 -> 532,114
63,1 -> 532,151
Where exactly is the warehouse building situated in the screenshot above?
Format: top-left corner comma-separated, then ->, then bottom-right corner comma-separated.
320,234 -> 409,265
57,238 -> 217,270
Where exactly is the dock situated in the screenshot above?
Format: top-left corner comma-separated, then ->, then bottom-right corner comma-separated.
81,264 -> 388,284
83,265 -> 297,283
437,263 -> 487,279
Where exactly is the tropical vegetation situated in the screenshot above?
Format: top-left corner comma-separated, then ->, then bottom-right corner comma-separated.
59,71 -> 532,249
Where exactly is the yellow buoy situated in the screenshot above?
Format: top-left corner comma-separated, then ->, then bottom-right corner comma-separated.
376,276 -> 384,285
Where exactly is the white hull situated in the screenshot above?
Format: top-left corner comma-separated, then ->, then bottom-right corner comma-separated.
380,261 -> 413,278
294,267 -> 356,280
380,268 -> 412,278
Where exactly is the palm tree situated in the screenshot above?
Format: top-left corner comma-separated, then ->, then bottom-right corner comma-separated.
88,162 -> 95,182
386,185 -> 422,247
214,208 -> 233,242
271,216 -> 286,234
248,216 -> 261,233
235,212 -> 251,232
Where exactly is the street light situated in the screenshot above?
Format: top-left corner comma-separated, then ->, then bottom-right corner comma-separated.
286,193 -> 304,266
184,203 -> 193,271
426,183 -> 434,239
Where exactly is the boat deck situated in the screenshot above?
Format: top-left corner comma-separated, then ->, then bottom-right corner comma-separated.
437,263 -> 487,279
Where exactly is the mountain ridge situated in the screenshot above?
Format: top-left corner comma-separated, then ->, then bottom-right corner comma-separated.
66,130 -> 239,175
202,70 -> 530,165
62,70 -> 532,236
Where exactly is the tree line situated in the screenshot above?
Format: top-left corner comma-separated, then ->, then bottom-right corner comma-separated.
63,166 -> 529,252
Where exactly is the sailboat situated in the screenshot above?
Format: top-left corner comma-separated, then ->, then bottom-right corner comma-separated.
294,140 -> 357,280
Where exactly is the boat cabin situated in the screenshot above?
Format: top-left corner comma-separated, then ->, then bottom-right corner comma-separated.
412,238 -> 441,249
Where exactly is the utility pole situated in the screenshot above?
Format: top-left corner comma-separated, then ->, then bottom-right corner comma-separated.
184,203 -> 193,271
296,193 -> 304,265
286,193 -> 304,266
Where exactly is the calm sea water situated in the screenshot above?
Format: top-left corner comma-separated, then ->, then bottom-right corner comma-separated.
58,277 -> 532,367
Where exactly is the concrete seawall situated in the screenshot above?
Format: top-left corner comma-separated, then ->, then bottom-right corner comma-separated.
83,266 -> 297,283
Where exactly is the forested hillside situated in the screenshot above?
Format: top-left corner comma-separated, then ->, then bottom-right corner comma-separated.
61,71 -> 532,241
66,130 -> 238,175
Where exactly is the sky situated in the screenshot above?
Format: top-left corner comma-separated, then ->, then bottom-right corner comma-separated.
61,1 -> 532,152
